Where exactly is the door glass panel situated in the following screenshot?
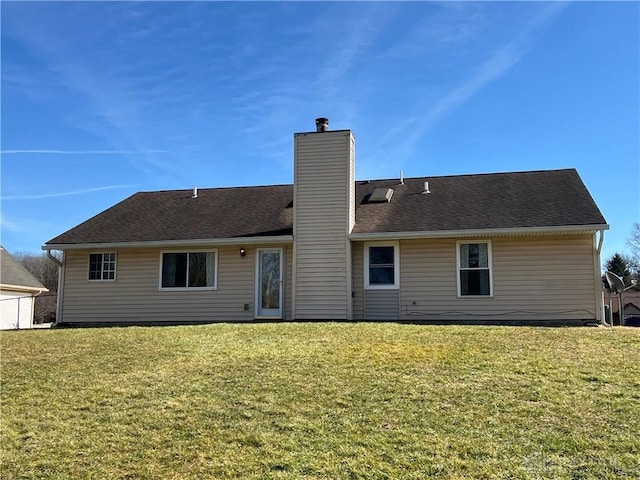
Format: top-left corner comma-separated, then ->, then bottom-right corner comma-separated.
261,251 -> 280,309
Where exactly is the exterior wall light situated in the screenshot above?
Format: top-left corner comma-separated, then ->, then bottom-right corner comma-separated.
240,247 -> 246,257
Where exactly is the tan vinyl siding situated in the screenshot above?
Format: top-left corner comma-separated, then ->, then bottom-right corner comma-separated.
293,131 -> 354,319
364,290 -> 400,320
59,244 -> 292,324
396,235 -> 599,322
352,243 -> 364,320
284,245 -> 293,321
352,235 -> 600,323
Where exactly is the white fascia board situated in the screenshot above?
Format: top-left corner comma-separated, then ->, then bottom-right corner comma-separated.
0,283 -> 49,294
349,224 -> 610,241
42,235 -> 294,251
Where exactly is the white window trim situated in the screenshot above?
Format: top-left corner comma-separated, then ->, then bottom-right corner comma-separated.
364,241 -> 400,290
158,249 -> 218,291
88,252 -> 117,282
456,240 -> 493,298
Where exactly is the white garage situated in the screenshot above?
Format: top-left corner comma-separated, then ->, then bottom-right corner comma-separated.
1,246 -> 48,330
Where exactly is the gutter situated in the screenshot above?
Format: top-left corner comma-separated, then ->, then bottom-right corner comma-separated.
44,226 -> 609,250
349,224 -> 610,241
42,235 -> 294,251
0,283 -> 48,294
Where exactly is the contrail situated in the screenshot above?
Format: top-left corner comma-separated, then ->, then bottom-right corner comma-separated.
1,149 -> 166,155
2,185 -> 136,200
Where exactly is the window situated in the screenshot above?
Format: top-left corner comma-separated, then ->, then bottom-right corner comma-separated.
88,252 -> 116,281
457,241 -> 492,296
160,251 -> 216,289
364,242 -> 399,289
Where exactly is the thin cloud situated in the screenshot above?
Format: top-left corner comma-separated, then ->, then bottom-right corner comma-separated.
387,2 -> 569,162
0,216 -> 25,233
2,185 -> 135,201
0,213 -> 51,235
317,3 -> 397,101
427,3 -> 566,126
2,3 -> 186,182
1,149 -> 166,155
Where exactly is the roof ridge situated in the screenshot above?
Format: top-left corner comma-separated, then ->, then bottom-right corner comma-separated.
358,168 -> 576,184
137,183 -> 294,194
137,169 -> 579,195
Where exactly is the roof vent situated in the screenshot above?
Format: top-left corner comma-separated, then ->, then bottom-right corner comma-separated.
315,117 -> 329,132
369,187 -> 394,203
192,187 -> 198,198
422,181 -> 431,195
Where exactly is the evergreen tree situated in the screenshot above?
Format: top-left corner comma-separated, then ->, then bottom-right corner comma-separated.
605,253 -> 632,286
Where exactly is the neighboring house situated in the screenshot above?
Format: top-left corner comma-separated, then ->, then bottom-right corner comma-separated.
1,246 -> 48,330
603,291 -> 640,318
624,302 -> 640,316
43,119 -> 609,326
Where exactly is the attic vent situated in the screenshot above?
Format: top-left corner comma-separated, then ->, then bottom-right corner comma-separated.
369,187 -> 394,203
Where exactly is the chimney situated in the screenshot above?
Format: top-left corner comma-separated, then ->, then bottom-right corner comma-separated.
293,119 -> 354,320
315,117 -> 329,132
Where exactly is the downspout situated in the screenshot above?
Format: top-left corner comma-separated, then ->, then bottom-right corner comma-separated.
45,249 -> 64,325
596,229 -> 604,256
595,230 -> 610,327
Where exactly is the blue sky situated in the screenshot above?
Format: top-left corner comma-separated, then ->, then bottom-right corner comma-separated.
1,1 -> 638,266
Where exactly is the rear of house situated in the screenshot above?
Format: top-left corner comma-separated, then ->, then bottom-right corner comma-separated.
44,119 -> 608,326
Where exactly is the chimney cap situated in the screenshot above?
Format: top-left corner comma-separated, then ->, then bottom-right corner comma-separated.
315,117 -> 329,132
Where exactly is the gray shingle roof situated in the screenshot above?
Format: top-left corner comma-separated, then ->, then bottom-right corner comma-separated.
1,246 -> 47,290
353,169 -> 607,234
47,185 -> 294,245
45,169 -> 606,246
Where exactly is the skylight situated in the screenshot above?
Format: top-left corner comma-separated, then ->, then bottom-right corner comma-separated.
369,187 -> 394,203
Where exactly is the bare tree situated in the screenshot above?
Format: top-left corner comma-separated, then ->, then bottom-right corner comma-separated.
626,223 -> 640,280
14,252 -> 60,291
14,252 -> 60,323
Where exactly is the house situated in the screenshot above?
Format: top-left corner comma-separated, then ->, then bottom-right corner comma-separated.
624,301 -> 640,316
603,292 -> 640,320
43,118 -> 609,326
1,246 -> 49,330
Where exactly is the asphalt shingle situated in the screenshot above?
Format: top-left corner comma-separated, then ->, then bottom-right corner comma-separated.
1,246 -> 47,290
45,169 -> 606,246
352,169 -> 606,234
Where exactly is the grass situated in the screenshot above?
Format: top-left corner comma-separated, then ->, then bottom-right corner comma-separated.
1,323 -> 639,479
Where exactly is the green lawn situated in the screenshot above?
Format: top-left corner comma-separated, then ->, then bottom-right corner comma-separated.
1,324 -> 638,479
